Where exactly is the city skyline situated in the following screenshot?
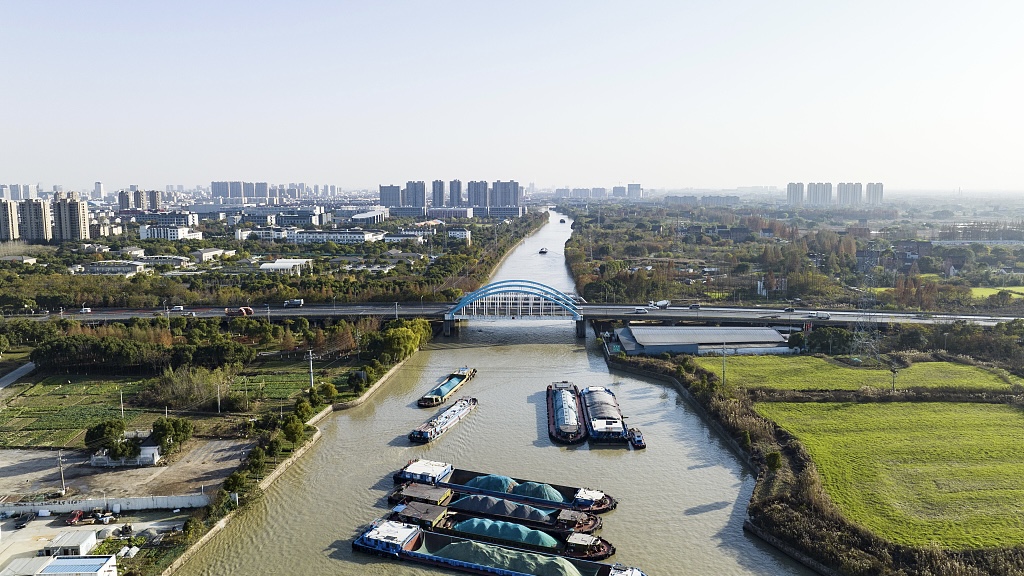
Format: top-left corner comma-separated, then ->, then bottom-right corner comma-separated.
3,2 -> 1023,193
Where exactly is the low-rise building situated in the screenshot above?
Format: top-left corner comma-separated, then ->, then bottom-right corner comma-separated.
0,555 -> 117,576
136,255 -> 192,268
43,531 -> 97,557
448,228 -> 471,245
427,207 -> 473,219
0,255 -> 37,265
119,246 -> 145,259
259,258 -> 312,276
139,225 -> 202,241
79,261 -> 147,277
191,248 -> 237,262
384,233 -> 425,244
349,209 -> 389,225
612,326 -> 791,356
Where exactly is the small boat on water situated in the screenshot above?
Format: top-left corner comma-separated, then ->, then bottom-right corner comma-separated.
418,367 -> 476,407
539,247 -> 549,254
409,398 -> 477,443
353,520 -> 648,576
580,387 -> 629,444
547,381 -> 587,444
628,428 -> 646,450
388,501 -> 615,560
559,219 -> 566,223
389,484 -> 603,533
394,459 -> 618,514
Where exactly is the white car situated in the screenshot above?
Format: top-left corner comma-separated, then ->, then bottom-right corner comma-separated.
79,307 -> 92,313
171,305 -> 185,311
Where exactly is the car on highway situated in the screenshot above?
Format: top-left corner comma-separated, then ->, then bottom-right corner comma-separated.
784,307 -> 795,313
79,307 -> 92,313
634,307 -> 648,314
171,305 -> 185,311
689,304 -> 701,310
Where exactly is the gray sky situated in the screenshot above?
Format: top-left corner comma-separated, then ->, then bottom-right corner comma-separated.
2,1 -> 1022,193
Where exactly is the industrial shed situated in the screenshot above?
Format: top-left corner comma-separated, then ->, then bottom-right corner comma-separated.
613,326 -> 792,357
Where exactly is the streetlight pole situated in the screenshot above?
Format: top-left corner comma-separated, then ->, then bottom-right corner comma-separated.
394,302 -> 398,320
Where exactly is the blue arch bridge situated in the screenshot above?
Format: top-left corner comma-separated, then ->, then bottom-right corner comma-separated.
444,279 -> 586,337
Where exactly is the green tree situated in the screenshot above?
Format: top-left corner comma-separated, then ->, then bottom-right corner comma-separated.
247,446 -> 266,477
85,419 -> 125,453
282,415 -> 305,448
223,471 -> 247,493
0,333 -> 9,360
294,398 -> 313,422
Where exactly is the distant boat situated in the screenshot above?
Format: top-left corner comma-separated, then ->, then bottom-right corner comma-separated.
539,248 -> 549,254
559,219 -> 566,223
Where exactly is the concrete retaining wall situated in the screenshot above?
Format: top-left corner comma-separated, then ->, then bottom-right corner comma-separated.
0,494 -> 210,516
333,357 -> 409,410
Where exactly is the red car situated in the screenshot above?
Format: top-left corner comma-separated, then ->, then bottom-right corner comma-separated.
66,510 -> 84,525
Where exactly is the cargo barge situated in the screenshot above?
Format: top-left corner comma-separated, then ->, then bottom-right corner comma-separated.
389,484 -> 603,533
547,381 -> 587,444
580,387 -> 629,444
389,501 -> 615,560
418,367 -> 477,408
409,398 -> 477,443
394,459 -> 617,514
353,520 -> 647,576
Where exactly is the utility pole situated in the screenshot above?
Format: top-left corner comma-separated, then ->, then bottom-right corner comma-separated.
57,450 -> 66,495
722,342 -> 727,387
308,349 -> 315,392
217,383 -> 221,414
394,302 -> 399,320
120,388 -> 124,419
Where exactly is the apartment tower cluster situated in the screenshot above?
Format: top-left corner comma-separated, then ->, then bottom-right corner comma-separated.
786,182 -> 884,206
0,191 -> 90,242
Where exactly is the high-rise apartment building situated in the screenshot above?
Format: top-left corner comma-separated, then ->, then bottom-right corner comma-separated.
211,181 -> 230,198
612,186 -> 626,197
467,181 -> 489,207
786,183 -> 804,205
627,183 -> 643,199
491,181 -> 521,207
432,180 -> 445,207
806,183 -> 833,206
228,181 -> 243,199
836,182 -> 863,206
866,183 -> 884,204
118,190 -> 132,211
0,199 -> 19,241
18,199 -> 52,242
53,191 -> 90,241
405,181 -> 426,207
94,182 -> 104,200
133,189 -> 147,210
380,185 -> 403,207
449,180 -> 462,207
147,190 -> 162,210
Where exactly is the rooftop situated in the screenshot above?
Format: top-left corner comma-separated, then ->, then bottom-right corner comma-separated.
627,326 -> 786,346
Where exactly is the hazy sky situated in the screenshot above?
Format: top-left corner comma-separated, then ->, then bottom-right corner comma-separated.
2,1 -> 1022,193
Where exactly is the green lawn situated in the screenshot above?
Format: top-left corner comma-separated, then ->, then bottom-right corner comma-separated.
756,402 -> 1024,548
970,286 -> 1024,299
693,356 -> 1015,392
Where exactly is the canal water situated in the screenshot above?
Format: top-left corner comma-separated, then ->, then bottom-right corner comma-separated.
176,211 -> 812,575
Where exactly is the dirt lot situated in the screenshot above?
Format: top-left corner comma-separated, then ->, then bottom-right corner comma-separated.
0,439 -> 251,501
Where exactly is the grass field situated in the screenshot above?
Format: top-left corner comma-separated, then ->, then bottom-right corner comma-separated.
756,402 -> 1024,548
970,286 -> 1024,299
693,356 -> 1016,392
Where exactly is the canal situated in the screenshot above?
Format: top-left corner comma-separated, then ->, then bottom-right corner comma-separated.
176,210 -> 812,575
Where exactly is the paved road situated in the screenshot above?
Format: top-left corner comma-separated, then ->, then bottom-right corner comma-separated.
0,362 -> 35,389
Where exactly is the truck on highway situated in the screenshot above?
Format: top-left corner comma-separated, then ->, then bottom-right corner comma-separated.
225,307 -> 255,317
283,299 -> 304,307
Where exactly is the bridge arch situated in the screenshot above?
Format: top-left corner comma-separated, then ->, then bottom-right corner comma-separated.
446,279 -> 582,321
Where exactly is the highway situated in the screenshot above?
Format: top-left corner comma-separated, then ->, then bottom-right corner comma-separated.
28,302 -> 1019,328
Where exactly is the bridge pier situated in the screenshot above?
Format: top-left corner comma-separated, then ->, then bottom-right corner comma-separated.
443,319 -> 454,337
575,318 -> 586,339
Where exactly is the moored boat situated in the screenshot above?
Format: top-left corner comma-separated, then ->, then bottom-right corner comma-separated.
418,367 -> 477,407
409,398 -> 478,443
627,428 -> 646,450
547,381 -> 587,444
580,387 -> 629,444
353,520 -> 647,576
389,501 -> 615,560
560,219 -> 566,223
539,247 -> 549,254
389,485 -> 602,533
394,459 -> 618,514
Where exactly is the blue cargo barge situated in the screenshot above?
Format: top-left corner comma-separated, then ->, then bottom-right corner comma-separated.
394,459 -> 617,514
419,367 -> 477,407
353,520 -> 646,576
